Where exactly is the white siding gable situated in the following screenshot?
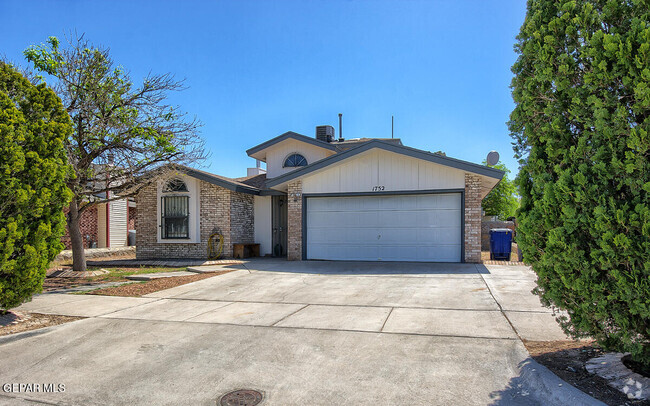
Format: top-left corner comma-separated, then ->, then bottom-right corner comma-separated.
265,139 -> 336,178
301,149 -> 466,194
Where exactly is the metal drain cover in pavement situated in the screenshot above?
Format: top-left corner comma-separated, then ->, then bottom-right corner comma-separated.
219,389 -> 263,406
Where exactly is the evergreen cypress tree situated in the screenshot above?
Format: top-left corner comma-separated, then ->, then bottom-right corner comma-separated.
510,0 -> 650,365
0,62 -> 72,310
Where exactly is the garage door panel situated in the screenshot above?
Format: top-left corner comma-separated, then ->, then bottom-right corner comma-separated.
309,228 -> 384,245
341,228 -> 440,245
380,228 -> 420,244
417,227 -> 461,244
416,194 -> 460,209
305,244 -> 331,260
306,213 -> 335,228
379,245 -> 418,261
343,228 -> 383,243
360,198 -> 383,210
332,212 -> 362,227
308,197 -> 356,212
307,244 -> 380,261
308,212 -> 363,228
375,211 -> 415,228
394,196 -> 419,210
307,228 -> 340,244
306,193 -> 462,262
379,196 -> 408,210
307,243 -> 461,262
345,245 -> 379,260
416,245 -> 461,262
355,211 -> 379,224
416,211 -> 460,227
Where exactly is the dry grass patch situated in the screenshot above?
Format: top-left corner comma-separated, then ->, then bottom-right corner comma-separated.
0,312 -> 84,337
86,270 -> 234,297
43,266 -> 188,292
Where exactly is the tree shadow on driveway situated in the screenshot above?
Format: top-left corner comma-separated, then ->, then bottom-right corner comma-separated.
237,259 -> 492,276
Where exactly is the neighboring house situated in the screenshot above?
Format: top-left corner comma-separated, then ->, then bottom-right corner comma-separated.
135,126 -> 504,262
61,196 -> 135,249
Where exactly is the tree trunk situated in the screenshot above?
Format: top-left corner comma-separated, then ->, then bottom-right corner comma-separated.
67,199 -> 87,272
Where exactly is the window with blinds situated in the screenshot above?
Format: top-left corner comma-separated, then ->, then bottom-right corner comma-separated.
161,195 -> 189,239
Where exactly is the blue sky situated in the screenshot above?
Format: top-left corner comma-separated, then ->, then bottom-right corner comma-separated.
1,0 -> 527,178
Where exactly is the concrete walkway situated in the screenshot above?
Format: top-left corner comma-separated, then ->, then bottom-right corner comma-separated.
2,260 -> 601,405
19,264 -> 569,341
125,271 -> 198,281
86,258 -> 245,267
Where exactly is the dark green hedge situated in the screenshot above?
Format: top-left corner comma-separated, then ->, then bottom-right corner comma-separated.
0,63 -> 72,310
509,0 -> 650,364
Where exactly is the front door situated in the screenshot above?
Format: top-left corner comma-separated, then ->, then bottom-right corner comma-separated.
272,195 -> 288,257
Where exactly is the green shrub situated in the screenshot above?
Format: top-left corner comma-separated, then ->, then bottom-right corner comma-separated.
481,162 -> 519,220
509,0 -> 650,365
0,62 -> 72,310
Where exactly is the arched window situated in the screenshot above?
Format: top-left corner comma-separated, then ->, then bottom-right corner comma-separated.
161,179 -> 189,239
283,153 -> 308,168
163,179 -> 188,193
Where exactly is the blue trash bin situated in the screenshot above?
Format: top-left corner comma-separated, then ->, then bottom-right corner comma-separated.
489,228 -> 513,261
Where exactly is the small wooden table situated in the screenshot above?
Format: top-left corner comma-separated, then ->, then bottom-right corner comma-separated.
233,243 -> 260,259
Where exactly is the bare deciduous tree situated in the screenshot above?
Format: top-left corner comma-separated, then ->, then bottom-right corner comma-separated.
25,34 -> 206,271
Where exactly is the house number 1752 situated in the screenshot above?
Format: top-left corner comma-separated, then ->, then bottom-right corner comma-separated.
372,186 -> 385,191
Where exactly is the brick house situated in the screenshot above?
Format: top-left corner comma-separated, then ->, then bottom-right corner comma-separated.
136,127 -> 503,262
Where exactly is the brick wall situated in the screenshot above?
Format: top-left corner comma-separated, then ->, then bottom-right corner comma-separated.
287,180 -> 302,261
199,181 -> 232,258
464,173 -> 482,263
135,179 -> 254,259
231,193 -> 254,245
61,205 -> 98,249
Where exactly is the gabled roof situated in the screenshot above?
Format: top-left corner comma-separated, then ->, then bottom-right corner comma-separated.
165,164 -> 261,195
266,140 -> 504,188
334,138 -> 403,151
246,131 -> 338,158
234,173 -> 267,189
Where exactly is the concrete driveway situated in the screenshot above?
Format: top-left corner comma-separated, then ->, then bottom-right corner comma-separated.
1,260 -> 598,406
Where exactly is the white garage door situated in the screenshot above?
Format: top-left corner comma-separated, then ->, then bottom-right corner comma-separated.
306,193 -> 462,262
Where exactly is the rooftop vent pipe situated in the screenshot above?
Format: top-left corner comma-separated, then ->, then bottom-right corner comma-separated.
338,113 -> 344,142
